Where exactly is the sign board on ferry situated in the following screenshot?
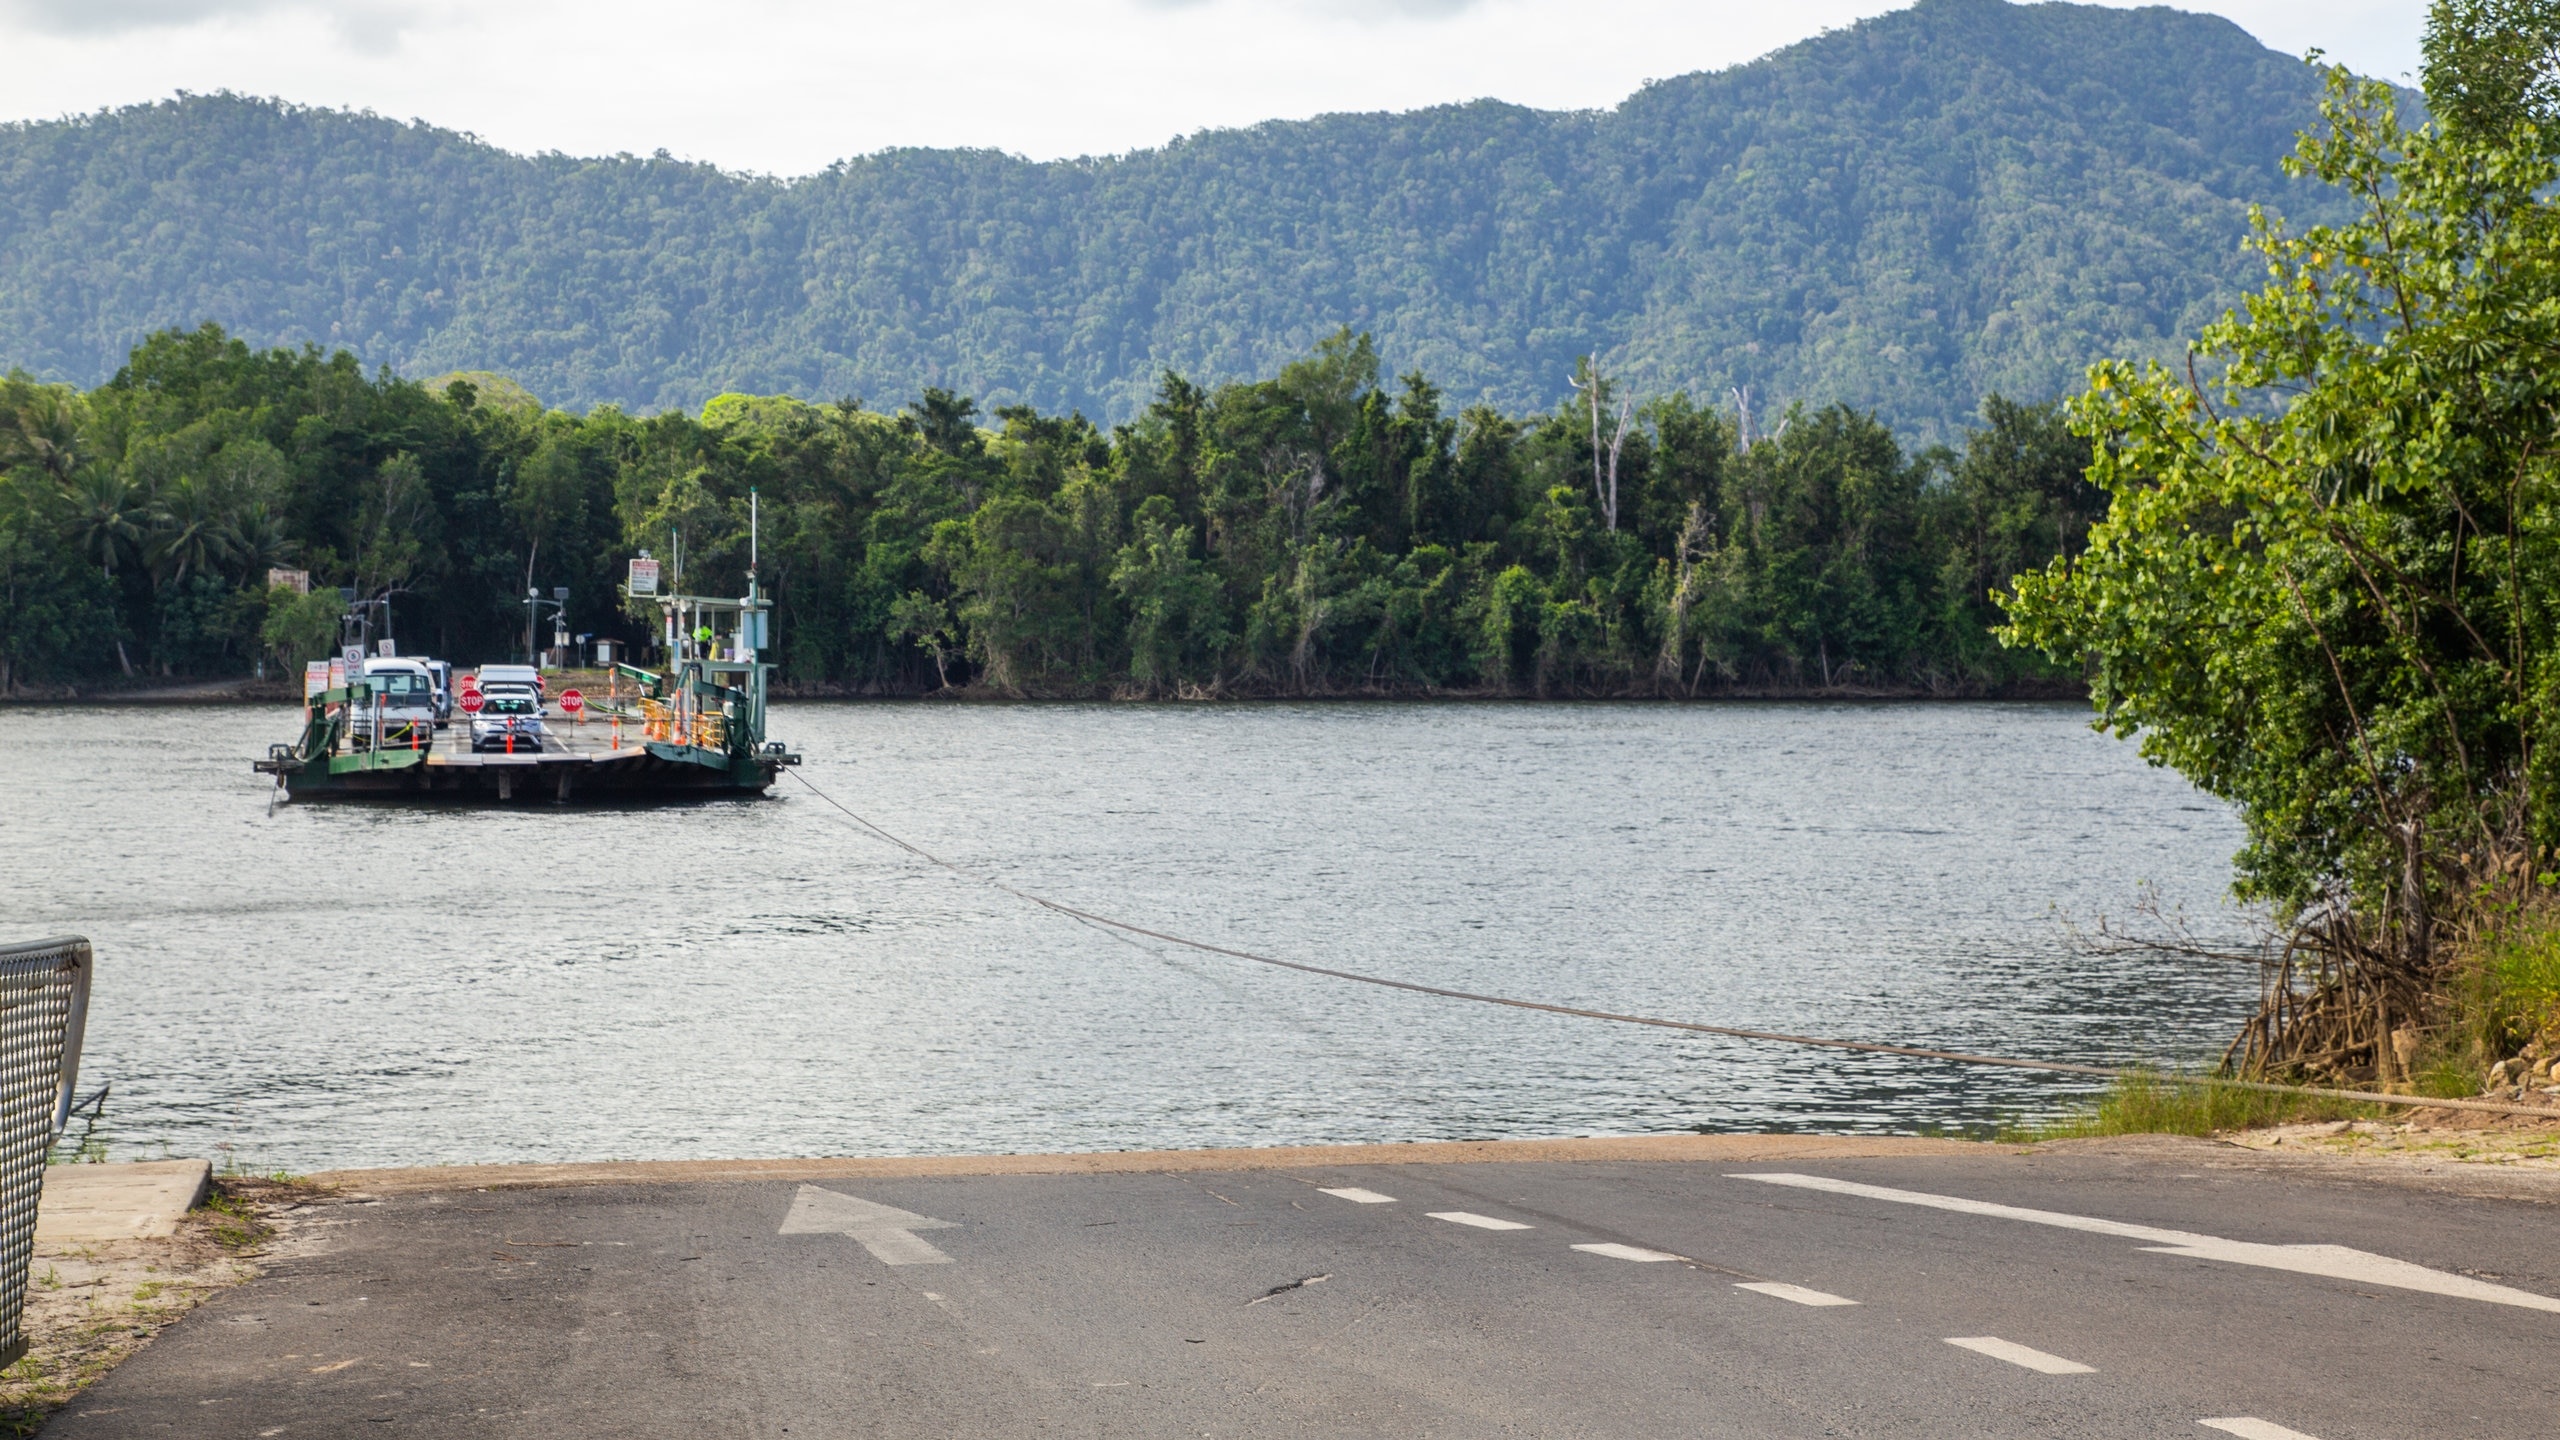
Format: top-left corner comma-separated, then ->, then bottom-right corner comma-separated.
627,557 -> 660,596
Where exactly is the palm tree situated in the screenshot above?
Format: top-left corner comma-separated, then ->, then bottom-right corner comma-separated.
54,464 -> 152,676
57,465 -> 149,578
224,501 -> 297,582
0,383 -> 86,484
147,474 -> 235,585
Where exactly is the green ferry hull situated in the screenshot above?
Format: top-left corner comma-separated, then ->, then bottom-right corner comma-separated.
273,741 -> 782,801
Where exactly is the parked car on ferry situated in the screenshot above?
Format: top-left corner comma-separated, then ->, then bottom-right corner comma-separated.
476,663 -> 544,696
469,691 -> 549,752
350,658 -> 438,749
424,659 -> 455,728
476,681 -> 543,714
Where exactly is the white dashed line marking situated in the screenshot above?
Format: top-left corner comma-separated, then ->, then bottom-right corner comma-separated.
1571,1243 -> 1682,1262
1944,1336 -> 2095,1374
1734,1281 -> 1858,1307
1734,1172 -> 2560,1313
1319,1187 -> 1396,1204
2200,1420 -> 2323,1440
1428,1211 -> 1532,1231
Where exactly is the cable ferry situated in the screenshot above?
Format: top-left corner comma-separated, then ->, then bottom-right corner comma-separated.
255,578 -> 798,802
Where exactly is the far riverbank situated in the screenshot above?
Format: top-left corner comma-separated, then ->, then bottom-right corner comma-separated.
0,672 -> 2087,705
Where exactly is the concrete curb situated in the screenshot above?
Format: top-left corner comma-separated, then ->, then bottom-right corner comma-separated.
309,1133 -> 1997,1196
36,1160 -> 213,1241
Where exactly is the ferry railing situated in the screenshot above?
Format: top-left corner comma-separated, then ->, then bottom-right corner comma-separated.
0,937 -> 91,1368
634,696 -> 728,750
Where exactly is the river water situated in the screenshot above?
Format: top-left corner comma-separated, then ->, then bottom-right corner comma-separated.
0,701 -> 2257,1172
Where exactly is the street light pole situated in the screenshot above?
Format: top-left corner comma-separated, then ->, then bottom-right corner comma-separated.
525,588 -> 571,667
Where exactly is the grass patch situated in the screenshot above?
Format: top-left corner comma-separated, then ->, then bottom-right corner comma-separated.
197,1189 -> 271,1252
2452,906 -> 2560,1062
2008,1070 -> 2387,1141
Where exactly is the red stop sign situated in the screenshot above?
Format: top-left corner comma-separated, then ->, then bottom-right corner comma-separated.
458,690 -> 485,714
560,689 -> 585,714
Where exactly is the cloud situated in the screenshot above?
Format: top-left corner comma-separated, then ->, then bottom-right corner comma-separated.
0,0 -> 268,32
0,0 -> 410,50
1331,0 -> 1482,16
1137,0 -> 1485,18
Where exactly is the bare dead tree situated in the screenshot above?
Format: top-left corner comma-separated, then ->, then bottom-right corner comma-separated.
1729,384 -> 1791,455
1570,354 -> 1637,530
1605,395 -> 1633,531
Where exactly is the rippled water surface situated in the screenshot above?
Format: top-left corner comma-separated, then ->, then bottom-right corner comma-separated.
0,701 -> 2258,1170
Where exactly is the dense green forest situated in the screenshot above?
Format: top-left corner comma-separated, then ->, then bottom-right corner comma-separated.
0,0 -> 2356,439
0,325 -> 2100,696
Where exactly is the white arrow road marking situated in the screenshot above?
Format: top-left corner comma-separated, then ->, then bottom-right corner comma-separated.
1734,1281 -> 1858,1307
1428,1211 -> 1532,1231
778,1185 -> 958,1265
2200,1420 -> 2324,1440
1318,1187 -> 1397,1204
1572,1242 -> 1683,1262
1735,1173 -> 2560,1313
1945,1336 -> 2095,1374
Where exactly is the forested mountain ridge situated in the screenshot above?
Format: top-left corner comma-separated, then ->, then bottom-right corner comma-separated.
0,0 -> 2349,436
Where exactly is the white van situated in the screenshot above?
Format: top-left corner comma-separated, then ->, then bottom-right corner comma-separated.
423,659 -> 455,728
475,663 -> 544,696
351,658 -> 439,749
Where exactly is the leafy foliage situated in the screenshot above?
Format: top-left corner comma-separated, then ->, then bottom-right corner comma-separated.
2004,55 -> 2560,923
0,0 -> 2354,438
2000,0 -> 2560,1080
0,323 -> 2098,697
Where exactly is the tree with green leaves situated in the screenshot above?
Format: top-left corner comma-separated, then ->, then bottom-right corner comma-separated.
2002,0 -> 2560,1080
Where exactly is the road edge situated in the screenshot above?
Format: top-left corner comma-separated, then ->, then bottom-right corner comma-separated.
309,1133 -> 1998,1195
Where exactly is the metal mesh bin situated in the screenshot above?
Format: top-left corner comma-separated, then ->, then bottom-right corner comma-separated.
0,939 -> 92,1367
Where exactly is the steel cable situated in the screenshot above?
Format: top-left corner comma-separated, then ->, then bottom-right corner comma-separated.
784,769 -> 2560,1121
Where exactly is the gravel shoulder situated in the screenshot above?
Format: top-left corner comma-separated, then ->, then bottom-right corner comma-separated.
2225,1115 -> 2560,1171
0,1176 -> 317,1436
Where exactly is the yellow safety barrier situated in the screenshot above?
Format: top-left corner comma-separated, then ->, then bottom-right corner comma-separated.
634,698 -> 723,749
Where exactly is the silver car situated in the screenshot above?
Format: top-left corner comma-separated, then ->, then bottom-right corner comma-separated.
469,691 -> 549,753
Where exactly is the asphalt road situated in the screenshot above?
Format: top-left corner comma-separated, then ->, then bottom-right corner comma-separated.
42,1139 -> 2560,1439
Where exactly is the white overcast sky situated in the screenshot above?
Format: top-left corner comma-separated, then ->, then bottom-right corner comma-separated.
0,0 -> 2424,176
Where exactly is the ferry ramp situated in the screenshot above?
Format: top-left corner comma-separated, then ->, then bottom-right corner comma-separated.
32,1135 -> 2560,1439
